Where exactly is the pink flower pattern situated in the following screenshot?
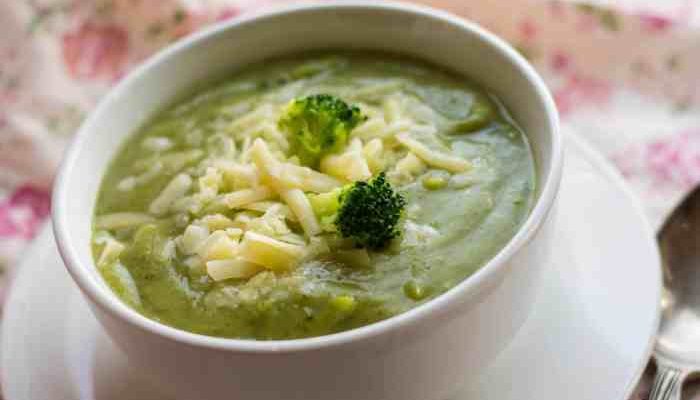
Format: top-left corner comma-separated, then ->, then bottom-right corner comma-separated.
553,74 -> 613,116
646,133 -> 700,187
549,51 -> 571,72
518,19 -> 538,40
637,13 -> 675,33
0,186 -> 50,240
614,130 -> 700,190
62,22 -> 130,81
216,7 -> 242,22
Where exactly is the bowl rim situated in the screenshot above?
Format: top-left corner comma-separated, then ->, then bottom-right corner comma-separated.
52,0 -> 562,353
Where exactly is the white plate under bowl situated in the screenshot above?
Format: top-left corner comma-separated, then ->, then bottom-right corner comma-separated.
1,133 -> 660,400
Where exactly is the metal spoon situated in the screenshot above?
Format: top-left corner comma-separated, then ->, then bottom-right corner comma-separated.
650,186 -> 700,400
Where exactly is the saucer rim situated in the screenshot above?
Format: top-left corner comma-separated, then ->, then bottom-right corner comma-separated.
0,133 -> 661,400
566,132 -> 661,400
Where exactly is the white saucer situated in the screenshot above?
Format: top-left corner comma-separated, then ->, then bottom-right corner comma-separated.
1,133 -> 661,400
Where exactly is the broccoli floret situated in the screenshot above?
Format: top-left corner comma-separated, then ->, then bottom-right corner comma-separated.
309,173 -> 406,249
337,173 -> 407,249
278,94 -> 365,167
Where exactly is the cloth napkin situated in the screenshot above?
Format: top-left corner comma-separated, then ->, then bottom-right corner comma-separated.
1,0 -> 699,398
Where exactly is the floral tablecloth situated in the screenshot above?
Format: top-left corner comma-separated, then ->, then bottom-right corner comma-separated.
1,0 -> 699,398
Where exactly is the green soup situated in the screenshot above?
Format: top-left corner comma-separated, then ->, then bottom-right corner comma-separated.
92,52 -> 536,340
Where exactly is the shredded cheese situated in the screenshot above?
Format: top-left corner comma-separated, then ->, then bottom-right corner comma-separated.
199,167 -> 223,197
210,160 -> 259,189
395,134 -> 471,173
382,97 -> 402,124
320,138 -> 371,182
149,173 -> 193,216
117,177 -> 136,191
197,214 -> 236,231
250,138 -> 284,184
250,139 -> 321,236
238,231 -> 306,272
228,104 -> 272,134
207,259 -> 264,281
278,163 -> 342,193
142,136 -> 174,152
232,211 -> 257,230
246,205 -> 293,237
197,231 -> 239,261
179,225 -> 209,255
97,237 -> 125,267
223,186 -> 274,209
280,188 -> 321,236
241,201 -> 296,221
363,138 -> 385,174
393,153 -> 427,181
352,118 -> 387,139
351,80 -> 404,99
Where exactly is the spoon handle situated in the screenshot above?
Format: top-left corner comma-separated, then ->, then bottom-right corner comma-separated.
649,365 -> 686,400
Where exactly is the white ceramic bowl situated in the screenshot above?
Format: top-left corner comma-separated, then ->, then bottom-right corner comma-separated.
52,2 -> 562,400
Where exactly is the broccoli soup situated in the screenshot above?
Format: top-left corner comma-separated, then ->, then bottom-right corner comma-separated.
92,52 -> 536,340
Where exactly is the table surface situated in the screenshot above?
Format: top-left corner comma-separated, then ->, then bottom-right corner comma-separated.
1,0 -> 699,399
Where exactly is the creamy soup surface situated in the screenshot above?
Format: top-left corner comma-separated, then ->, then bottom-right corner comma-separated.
92,52 -> 536,340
